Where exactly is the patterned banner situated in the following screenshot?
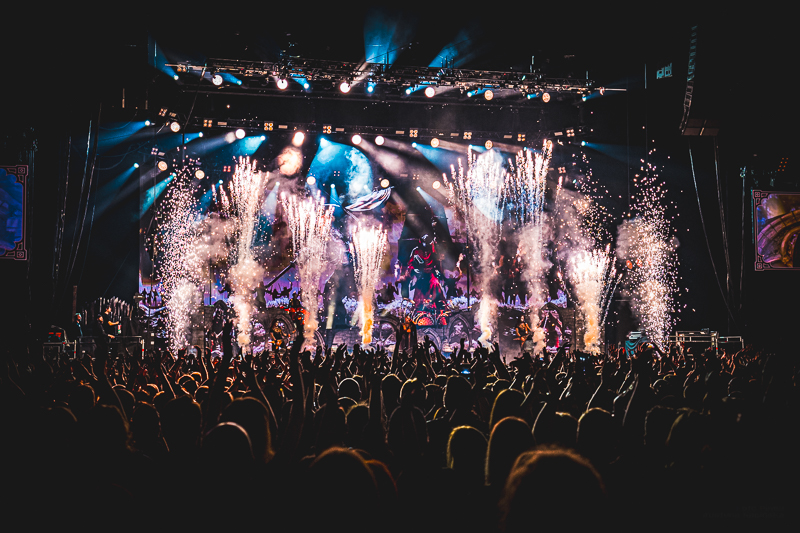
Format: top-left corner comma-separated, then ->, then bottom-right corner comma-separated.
0,165 -> 26,260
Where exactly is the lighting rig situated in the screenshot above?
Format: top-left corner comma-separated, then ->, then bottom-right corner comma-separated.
158,56 -> 595,150
167,57 -> 595,101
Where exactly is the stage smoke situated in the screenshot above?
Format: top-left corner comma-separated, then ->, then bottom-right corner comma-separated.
346,148 -> 372,200
277,147 -> 303,176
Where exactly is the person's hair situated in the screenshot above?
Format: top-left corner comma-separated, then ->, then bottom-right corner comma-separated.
500,448 -> 606,532
576,408 -> 616,467
446,425 -> 487,484
160,395 -> 202,456
304,447 -> 379,532
444,375 -> 472,411
202,421 -> 253,465
220,397 -> 274,463
486,416 -> 534,488
489,389 -> 524,430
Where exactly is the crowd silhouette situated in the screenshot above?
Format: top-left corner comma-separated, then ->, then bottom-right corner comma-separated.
2,317 -> 796,530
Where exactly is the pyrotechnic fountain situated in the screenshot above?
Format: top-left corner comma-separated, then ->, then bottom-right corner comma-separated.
227,157 -> 266,347
511,141 -> 552,353
567,245 -> 616,354
281,191 -> 335,345
444,141 -> 553,348
444,147 -> 505,345
617,157 -> 678,349
350,223 -> 387,344
154,169 -> 201,353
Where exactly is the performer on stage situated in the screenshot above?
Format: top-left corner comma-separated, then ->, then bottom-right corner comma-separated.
269,320 -> 285,351
515,318 -> 532,352
287,291 -> 305,325
442,253 -> 464,299
102,305 -> 119,338
67,313 -> 84,342
399,233 -> 445,309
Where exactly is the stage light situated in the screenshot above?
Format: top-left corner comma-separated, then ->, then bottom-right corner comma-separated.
432,180 -> 441,190
412,142 -> 417,148
212,74 -> 223,86
195,169 -> 205,179
277,78 -> 288,90
144,120 -> 151,126
484,90 -> 494,100
485,140 -> 493,149
173,74 -> 179,81
170,121 -> 181,133
581,141 -> 587,146
381,178 -> 390,188
405,87 -> 413,95
260,135 -> 266,141
430,138 -> 440,148
303,81 -> 310,89
307,176 -> 316,185
292,131 -> 305,146
235,129 -> 246,139
367,84 -> 375,93
339,81 -> 351,93
225,132 -> 236,143
157,161 -> 168,172
218,179 -> 224,184
133,163 -> 139,169
424,86 -> 435,98
198,132 -> 204,138
352,134 -> 362,145
375,136 -> 385,146
542,92 -> 551,103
